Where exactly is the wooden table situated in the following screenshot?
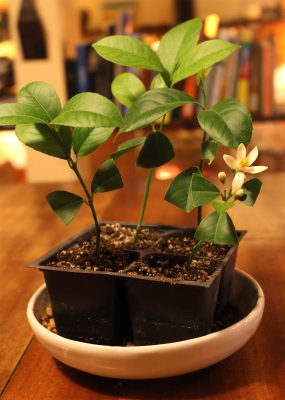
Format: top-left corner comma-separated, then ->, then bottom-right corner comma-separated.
0,164 -> 284,399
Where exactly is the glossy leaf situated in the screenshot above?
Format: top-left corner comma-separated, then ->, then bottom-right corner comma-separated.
73,127 -> 114,157
111,136 -> 146,159
198,99 -> 252,148
52,93 -> 123,128
111,72 -> 145,108
0,103 -> 48,125
201,140 -> 218,164
123,88 -> 197,132
164,167 -> 199,212
172,39 -> 239,84
46,191 -> 84,225
18,81 -> 61,122
165,169 -> 219,212
16,124 -> 71,159
240,178 -> 262,206
136,131 -> 174,168
194,211 -> 238,244
91,159 -> 123,194
191,174 -> 220,207
157,17 -> 202,76
93,35 -> 164,72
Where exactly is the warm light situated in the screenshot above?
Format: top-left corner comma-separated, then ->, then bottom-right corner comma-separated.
204,14 -> 220,39
0,40 -> 16,59
274,63 -> 285,105
0,132 -> 27,168
150,40 -> 160,52
155,165 -> 181,181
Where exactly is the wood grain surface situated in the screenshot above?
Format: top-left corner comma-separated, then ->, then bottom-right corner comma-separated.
0,142 -> 284,399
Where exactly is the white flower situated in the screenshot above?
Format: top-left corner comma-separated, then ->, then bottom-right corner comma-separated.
223,143 -> 268,174
231,172 -> 245,194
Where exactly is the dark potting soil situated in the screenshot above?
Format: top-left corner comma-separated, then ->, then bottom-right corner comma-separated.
47,224 -> 230,282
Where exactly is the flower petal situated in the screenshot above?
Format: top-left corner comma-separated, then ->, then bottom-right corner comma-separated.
223,154 -> 237,170
247,146 -> 258,165
232,172 -> 245,193
237,143 -> 246,160
244,166 -> 268,174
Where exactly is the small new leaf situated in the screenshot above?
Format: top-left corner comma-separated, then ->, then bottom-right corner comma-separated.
136,131 -> 174,168
111,136 -> 146,160
92,159 -> 123,194
201,140 -> 218,164
46,191 -> 84,225
212,200 -> 235,212
111,73 -> 145,108
240,178 -> 262,206
194,211 -> 238,245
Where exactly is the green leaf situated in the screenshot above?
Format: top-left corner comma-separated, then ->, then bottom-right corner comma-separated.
201,140 -> 218,164
0,103 -> 48,125
18,81 -> 61,122
198,99 -> 252,149
240,178 -> 262,206
212,200 -> 235,212
111,72 -> 145,108
16,124 -> 71,159
46,191 -> 84,225
111,136 -> 146,160
164,167 -> 199,212
194,211 -> 238,245
52,93 -> 123,128
123,88 -> 197,132
191,174 -> 220,207
136,131 -> 174,168
150,74 -> 167,89
157,17 -> 202,76
165,169 -> 219,212
172,39 -> 239,84
93,35 -> 164,72
73,127 -> 114,157
91,159 -> 123,194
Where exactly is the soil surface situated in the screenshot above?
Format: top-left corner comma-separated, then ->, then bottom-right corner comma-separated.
46,224 -> 232,282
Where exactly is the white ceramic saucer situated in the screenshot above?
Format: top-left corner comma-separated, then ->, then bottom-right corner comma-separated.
27,269 -> 264,379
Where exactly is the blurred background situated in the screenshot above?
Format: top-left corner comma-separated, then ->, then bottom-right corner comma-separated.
0,0 -> 284,184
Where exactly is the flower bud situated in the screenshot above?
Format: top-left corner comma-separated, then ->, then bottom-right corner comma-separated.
235,188 -> 245,198
218,171 -> 226,183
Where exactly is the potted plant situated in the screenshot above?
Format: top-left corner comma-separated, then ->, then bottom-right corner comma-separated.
0,17 -> 267,346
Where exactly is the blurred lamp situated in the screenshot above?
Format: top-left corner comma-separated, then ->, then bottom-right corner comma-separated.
204,14 -> 220,39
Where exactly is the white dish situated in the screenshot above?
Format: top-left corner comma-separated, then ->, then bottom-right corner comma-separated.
27,269 -> 264,379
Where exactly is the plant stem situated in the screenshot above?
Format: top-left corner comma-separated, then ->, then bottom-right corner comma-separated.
188,240 -> 202,264
133,168 -> 155,243
197,81 -> 208,225
69,158 -> 101,264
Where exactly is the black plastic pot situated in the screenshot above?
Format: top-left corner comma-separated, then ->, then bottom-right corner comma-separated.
29,223 -> 243,346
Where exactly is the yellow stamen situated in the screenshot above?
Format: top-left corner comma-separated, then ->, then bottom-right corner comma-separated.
239,157 -> 250,168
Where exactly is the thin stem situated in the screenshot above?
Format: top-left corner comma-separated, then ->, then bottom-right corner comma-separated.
69,158 -> 101,264
133,168 -> 155,243
197,81 -> 208,225
188,240 -> 202,264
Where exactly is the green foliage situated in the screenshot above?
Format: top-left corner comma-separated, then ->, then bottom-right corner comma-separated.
91,159 -> 123,194
150,74 -> 167,89
111,136 -> 146,160
201,140 -> 218,164
111,72 -> 145,108
194,211 -> 239,245
136,131 -> 174,168
73,127 -> 114,157
46,191 -> 84,225
165,168 -> 220,212
240,178 -> 262,206
122,88 -> 197,132
93,35 -> 164,72
16,124 -> 72,159
198,99 -> 252,148
52,92 -> 123,128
